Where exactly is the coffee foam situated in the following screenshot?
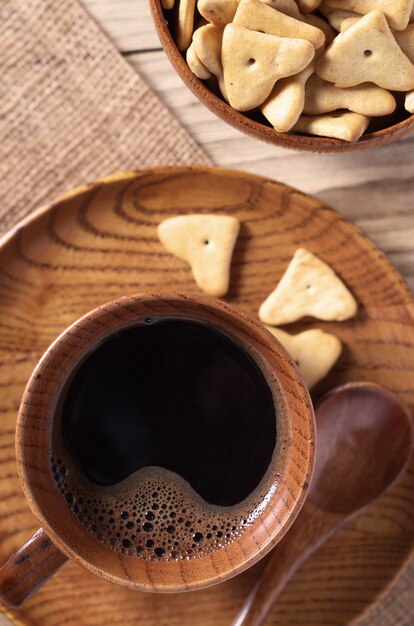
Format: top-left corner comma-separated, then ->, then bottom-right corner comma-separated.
50,450 -> 280,561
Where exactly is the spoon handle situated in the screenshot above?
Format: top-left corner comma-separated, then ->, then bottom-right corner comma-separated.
232,502 -> 341,626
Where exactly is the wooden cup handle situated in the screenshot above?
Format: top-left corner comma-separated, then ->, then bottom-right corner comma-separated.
0,528 -> 68,607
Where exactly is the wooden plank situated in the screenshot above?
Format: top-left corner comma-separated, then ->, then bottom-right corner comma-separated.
127,50 -> 414,289
82,0 -> 160,51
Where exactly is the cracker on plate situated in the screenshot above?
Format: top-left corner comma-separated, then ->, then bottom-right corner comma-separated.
158,214 -> 240,297
259,248 -> 358,325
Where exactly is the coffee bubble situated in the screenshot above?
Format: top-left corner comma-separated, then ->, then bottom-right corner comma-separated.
51,458 -> 278,560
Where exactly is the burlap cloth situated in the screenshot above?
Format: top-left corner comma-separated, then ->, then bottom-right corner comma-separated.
0,0 -> 412,624
0,0 -> 210,236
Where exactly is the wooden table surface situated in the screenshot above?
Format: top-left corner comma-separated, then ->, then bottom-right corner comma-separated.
2,2 -> 412,625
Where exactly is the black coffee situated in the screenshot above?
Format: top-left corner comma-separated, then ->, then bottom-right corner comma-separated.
51,319 -> 277,560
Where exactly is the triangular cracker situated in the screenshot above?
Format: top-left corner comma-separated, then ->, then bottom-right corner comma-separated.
292,111 -> 369,142
302,13 -> 337,44
316,11 -> 414,90
400,25 -> 414,112
318,3 -> 362,29
304,75 -> 396,116
197,0 -> 239,26
405,90 -> 414,112
187,42 -> 212,79
266,327 -> 342,389
323,9 -> 361,31
326,0 -> 412,31
259,248 -> 357,324
222,24 -> 315,111
157,214 -> 240,297
177,0 -> 197,51
298,0 -> 322,14
193,24 -> 223,76
261,0 -> 301,19
339,16 -> 361,31
261,61 -> 316,132
192,24 -> 227,99
234,0 -> 325,49
394,24 -> 414,63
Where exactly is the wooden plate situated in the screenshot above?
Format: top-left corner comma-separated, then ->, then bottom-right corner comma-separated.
0,166 -> 413,626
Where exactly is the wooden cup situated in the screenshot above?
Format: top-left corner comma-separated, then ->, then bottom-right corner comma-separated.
0,292 -> 315,607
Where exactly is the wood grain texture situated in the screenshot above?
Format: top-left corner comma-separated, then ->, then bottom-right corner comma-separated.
82,0 -> 160,52
0,166 -> 413,626
0,529 -> 67,608
149,0 -> 414,153
235,383 -> 414,626
11,290 -> 314,597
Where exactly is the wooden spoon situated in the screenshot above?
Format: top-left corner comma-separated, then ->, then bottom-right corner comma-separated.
233,382 -> 414,626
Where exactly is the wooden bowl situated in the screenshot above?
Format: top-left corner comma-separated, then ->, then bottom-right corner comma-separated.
149,0 -> 414,153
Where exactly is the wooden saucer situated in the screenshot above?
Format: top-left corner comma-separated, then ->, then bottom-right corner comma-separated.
0,166 -> 413,626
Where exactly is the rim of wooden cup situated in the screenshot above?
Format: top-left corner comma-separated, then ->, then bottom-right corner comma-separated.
16,292 -> 315,592
149,0 -> 414,153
